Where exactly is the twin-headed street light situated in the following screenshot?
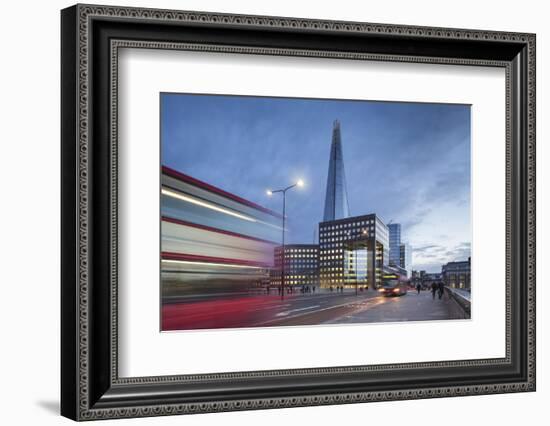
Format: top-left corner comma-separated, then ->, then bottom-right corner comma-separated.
266,179 -> 304,299
266,179 -> 303,197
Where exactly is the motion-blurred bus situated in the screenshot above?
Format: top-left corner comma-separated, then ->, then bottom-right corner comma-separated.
161,166 -> 281,301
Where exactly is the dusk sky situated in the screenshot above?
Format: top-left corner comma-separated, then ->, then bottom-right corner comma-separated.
161,93 -> 471,273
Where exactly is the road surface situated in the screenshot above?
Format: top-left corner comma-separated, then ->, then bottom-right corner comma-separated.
162,289 -> 462,331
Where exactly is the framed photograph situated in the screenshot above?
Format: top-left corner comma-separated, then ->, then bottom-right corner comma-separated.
61,4 -> 536,421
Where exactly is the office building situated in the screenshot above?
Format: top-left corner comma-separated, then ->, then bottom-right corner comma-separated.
388,223 -> 401,267
319,214 -> 389,290
270,244 -> 319,288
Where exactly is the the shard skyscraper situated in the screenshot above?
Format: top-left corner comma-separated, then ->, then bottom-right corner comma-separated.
323,120 -> 350,221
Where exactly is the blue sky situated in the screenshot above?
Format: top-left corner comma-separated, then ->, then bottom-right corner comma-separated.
161,93 -> 471,272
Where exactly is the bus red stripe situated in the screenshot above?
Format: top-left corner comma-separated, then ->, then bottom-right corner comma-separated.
162,166 -> 283,219
162,216 -> 278,245
161,252 -> 271,268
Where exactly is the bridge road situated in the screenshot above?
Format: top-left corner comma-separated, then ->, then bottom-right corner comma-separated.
323,289 -> 454,325
162,289 -> 458,331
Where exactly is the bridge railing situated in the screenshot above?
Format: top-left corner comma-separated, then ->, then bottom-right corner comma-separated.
444,287 -> 471,319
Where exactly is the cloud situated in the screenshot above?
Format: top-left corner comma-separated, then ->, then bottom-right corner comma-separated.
412,242 -> 471,272
162,94 -> 471,273
414,244 -> 445,253
444,242 -> 471,261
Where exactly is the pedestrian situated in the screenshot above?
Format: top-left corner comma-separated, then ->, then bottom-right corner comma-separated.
416,283 -> 421,295
431,282 -> 437,300
438,281 -> 444,299
312,286 -> 316,293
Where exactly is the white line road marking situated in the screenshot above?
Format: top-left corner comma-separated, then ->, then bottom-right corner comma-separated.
255,296 -> 382,325
275,305 -> 321,317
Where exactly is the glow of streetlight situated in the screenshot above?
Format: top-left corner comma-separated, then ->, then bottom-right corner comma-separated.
266,189 -> 273,196
296,179 -> 304,188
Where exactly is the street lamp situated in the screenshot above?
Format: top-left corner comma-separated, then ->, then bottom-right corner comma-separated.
267,180 -> 304,299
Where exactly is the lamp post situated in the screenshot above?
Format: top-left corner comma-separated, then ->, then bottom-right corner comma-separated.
267,179 -> 304,300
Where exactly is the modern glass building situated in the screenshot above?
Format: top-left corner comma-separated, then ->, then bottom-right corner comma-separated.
323,120 -> 350,222
319,214 -> 389,290
442,258 -> 471,289
388,223 -> 401,267
270,244 -> 319,288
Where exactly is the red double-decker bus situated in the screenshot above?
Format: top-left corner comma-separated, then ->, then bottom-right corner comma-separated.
379,273 -> 409,297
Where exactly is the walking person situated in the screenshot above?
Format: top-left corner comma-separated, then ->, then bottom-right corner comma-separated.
431,282 -> 437,300
416,283 -> 421,295
438,281 -> 444,299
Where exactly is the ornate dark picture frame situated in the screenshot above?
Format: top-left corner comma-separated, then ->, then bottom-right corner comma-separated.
61,4 -> 536,421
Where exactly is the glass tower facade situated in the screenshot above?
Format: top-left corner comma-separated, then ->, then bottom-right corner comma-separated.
388,223 -> 401,267
323,120 -> 350,222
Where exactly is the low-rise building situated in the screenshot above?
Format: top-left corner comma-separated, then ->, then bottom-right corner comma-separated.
411,270 -> 442,288
442,257 -> 471,289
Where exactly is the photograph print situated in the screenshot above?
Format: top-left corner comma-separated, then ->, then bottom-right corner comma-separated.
160,93 -> 472,332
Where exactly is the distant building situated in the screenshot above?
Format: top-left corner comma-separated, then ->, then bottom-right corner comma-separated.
319,213 -> 389,290
411,270 -> 425,279
399,242 -> 412,277
442,257 -> 471,289
388,223 -> 401,268
411,270 -> 441,288
422,273 -> 443,288
411,270 -> 424,286
270,244 -> 319,288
